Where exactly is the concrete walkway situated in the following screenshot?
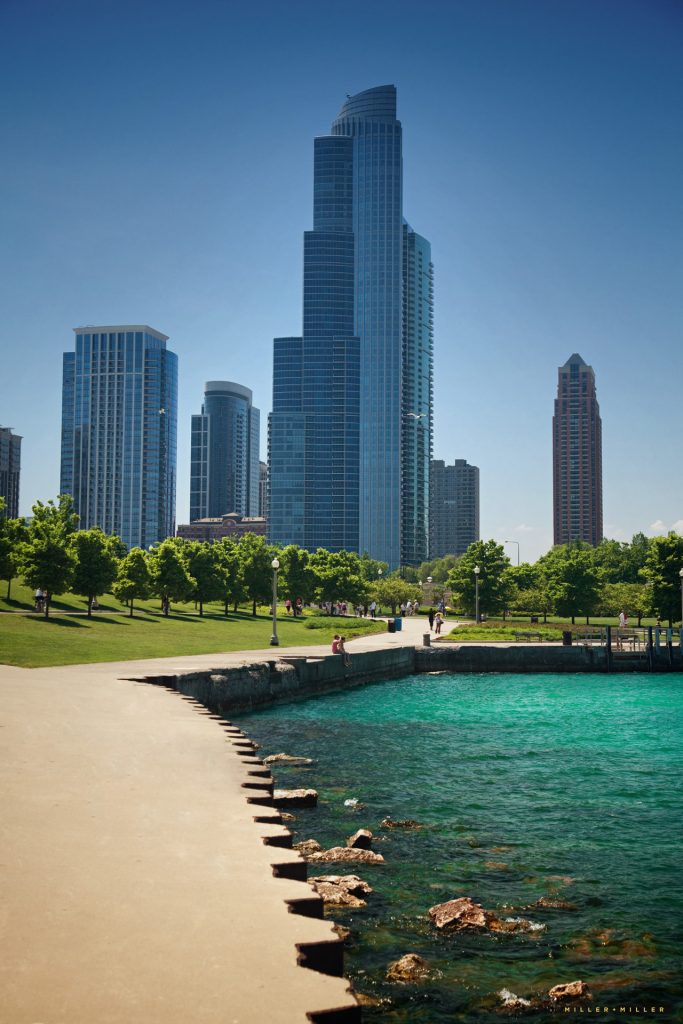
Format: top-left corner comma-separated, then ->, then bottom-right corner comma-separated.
0,614 -> 455,1023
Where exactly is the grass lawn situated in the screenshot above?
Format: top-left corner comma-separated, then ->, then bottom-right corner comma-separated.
0,590 -> 386,668
442,623 -> 564,643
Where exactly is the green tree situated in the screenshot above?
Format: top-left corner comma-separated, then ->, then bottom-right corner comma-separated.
278,544 -> 314,608
447,540 -> 513,618
510,583 -> 554,623
213,538 -> 246,615
184,541 -> 222,616
70,528 -> 119,616
417,553 -> 461,584
0,501 -> 27,600
538,544 -> 602,624
21,495 -> 79,617
625,532 -> 652,584
149,539 -> 194,616
113,547 -> 152,616
598,582 -> 653,626
370,574 -> 421,615
641,532 -> 683,625
238,533 -> 275,616
591,539 -> 630,584
308,549 -> 368,606
358,553 -> 389,583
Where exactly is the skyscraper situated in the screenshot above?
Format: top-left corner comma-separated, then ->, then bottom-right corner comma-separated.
269,85 -> 432,565
552,353 -> 603,546
0,426 -> 22,519
402,225 -> 434,566
259,461 -> 268,519
430,459 -> 480,558
189,381 -> 260,521
60,326 -> 177,549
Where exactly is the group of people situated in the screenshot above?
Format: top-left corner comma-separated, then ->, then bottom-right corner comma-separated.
331,634 -> 351,667
284,598 -> 304,616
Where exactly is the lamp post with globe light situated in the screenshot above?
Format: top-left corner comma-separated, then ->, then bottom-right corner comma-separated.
474,565 -> 481,623
270,557 -> 280,646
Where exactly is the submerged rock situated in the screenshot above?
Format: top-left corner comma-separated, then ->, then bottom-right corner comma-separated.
489,916 -> 546,935
294,838 -> 322,857
264,752 -> 314,766
346,828 -> 373,849
484,860 -> 510,871
310,874 -> 373,907
280,811 -> 296,822
549,980 -> 591,1002
333,923 -> 351,941
531,896 -> 577,911
380,816 -> 424,830
386,953 -> 433,983
308,846 -> 385,865
273,788 -> 318,807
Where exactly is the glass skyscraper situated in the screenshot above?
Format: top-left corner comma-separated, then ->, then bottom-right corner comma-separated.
430,459 -> 480,558
190,381 -> 260,521
60,326 -> 177,549
269,85 -> 433,566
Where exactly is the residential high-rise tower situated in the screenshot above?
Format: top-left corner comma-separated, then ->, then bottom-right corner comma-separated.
60,326 -> 177,549
552,353 -> 603,546
269,85 -> 433,565
190,381 -> 260,521
0,426 -> 22,519
429,459 -> 480,558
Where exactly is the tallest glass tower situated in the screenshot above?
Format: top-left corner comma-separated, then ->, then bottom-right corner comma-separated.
269,86 -> 432,567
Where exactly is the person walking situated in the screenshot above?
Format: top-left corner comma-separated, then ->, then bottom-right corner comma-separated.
370,600 -> 377,619
434,612 -> 443,635
428,608 -> 435,631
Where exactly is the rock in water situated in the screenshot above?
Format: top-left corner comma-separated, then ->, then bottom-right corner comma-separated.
263,752 -> 314,766
346,828 -> 373,849
428,897 -> 491,931
380,817 -> 424,830
294,838 -> 322,857
310,874 -> 373,907
386,953 -> 432,983
498,988 -> 532,1009
273,788 -> 318,807
549,980 -> 591,1002
308,846 -> 385,865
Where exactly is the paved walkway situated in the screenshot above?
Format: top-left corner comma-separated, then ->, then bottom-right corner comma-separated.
0,614 -> 456,1023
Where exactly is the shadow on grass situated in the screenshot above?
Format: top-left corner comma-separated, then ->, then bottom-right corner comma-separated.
41,616 -> 87,629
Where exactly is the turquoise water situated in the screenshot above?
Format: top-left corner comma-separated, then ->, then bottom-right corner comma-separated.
235,673 -> 683,1021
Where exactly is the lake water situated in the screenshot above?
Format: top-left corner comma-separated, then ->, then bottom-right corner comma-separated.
235,673 -> 683,1021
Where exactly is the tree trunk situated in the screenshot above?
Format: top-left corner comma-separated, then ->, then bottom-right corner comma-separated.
6,577 -> 11,600
224,600 -> 229,617
87,595 -> 93,619
252,599 -> 257,617
44,593 -> 51,619
233,600 -> 238,613
129,600 -> 134,617
571,615 -> 575,625
199,599 -> 203,617
585,615 -> 589,625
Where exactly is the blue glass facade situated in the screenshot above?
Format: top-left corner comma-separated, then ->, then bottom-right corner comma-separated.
60,326 -> 177,549
190,381 -> 260,521
269,86 -> 432,566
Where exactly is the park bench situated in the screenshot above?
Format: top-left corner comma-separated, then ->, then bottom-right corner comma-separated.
513,630 -> 543,642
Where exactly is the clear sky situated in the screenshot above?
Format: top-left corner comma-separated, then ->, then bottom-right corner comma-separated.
1,0 -> 681,562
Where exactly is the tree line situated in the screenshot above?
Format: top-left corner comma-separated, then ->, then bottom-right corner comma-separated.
1,496 -> 681,624
444,534 -> 683,626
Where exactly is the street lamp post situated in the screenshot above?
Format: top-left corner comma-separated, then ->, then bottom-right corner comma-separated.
270,557 -> 280,646
504,539 -> 520,565
474,565 -> 480,623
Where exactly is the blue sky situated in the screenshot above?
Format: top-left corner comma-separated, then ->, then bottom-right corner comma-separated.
1,0 -> 681,562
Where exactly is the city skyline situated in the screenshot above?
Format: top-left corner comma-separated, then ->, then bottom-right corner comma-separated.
1,0 -> 681,562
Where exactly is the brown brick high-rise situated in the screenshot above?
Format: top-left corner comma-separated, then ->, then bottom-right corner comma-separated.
552,353 -> 603,546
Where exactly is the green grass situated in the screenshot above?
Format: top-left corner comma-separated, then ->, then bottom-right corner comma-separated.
0,596 -> 386,668
442,623 -> 564,643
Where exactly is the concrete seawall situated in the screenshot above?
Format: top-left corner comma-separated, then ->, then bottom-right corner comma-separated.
134,643 -> 682,717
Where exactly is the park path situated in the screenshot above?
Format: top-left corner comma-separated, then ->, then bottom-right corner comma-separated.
0,613 -> 457,1023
